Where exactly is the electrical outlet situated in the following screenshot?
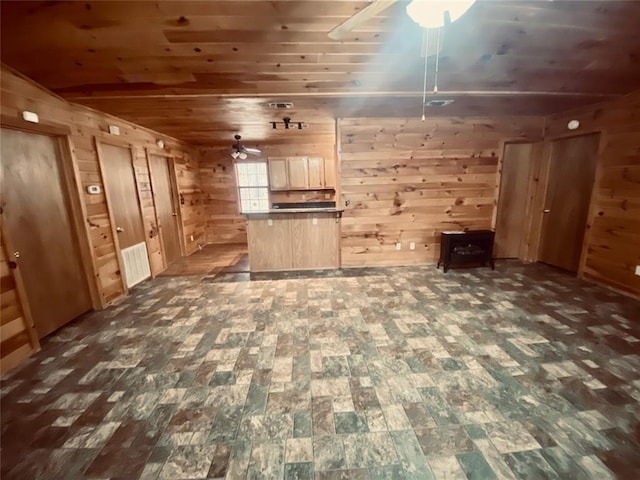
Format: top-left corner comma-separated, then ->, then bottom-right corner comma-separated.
395,242 -> 401,251
409,242 -> 416,250
635,265 -> 640,276
189,235 -> 194,242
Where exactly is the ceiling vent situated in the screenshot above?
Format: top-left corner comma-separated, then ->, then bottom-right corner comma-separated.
268,101 -> 294,109
426,99 -> 455,107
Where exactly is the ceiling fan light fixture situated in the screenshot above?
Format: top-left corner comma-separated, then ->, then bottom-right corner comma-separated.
231,151 -> 240,160
238,152 -> 248,160
406,0 -> 475,29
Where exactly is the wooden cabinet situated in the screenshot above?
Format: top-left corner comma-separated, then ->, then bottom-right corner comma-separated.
247,212 -> 341,272
268,156 -> 336,191
307,157 -> 324,189
287,157 -> 309,189
268,158 -> 288,190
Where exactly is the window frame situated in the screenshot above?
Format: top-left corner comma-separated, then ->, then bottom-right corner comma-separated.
234,159 -> 270,214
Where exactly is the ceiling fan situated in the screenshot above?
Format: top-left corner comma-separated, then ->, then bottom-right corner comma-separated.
328,0 -> 476,43
231,134 -> 261,160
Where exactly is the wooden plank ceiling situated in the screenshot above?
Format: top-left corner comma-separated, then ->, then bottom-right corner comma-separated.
2,0 -> 640,145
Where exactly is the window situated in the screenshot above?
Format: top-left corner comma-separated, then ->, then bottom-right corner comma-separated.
235,162 -> 269,213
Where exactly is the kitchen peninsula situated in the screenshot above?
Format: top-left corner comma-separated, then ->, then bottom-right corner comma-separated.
245,208 -> 342,272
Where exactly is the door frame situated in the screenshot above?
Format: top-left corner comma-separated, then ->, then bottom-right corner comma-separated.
0,115 -> 101,316
95,137 -> 153,293
145,148 -> 185,268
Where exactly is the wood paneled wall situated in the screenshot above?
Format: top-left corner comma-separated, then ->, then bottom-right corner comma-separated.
200,136 -> 336,245
1,65 -> 204,371
338,117 -> 545,267
544,91 -> 640,297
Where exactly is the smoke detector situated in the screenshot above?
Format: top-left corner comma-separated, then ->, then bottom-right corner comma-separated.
268,101 -> 294,109
426,99 -> 455,107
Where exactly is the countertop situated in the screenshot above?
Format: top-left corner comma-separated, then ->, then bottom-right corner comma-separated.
243,208 -> 344,216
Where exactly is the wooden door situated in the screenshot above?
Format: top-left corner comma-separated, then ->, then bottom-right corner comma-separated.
99,143 -> 150,287
494,144 -> 534,258
538,134 -> 599,272
149,154 -> 181,265
287,157 -> 309,189
308,157 -> 324,189
0,128 -> 92,338
269,158 -> 288,190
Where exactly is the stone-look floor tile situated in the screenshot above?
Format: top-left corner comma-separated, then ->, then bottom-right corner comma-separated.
381,405 -> 412,431
390,430 -> 435,479
456,451 -> 497,480
427,456 -> 467,480
286,437 -> 313,463
313,435 -> 347,471
314,469 -> 370,480
157,444 -> 217,479
2,262 -> 639,479
285,462 -> 314,480
504,450 -> 560,479
312,396 -> 335,436
483,421 -> 541,454
334,411 -> 369,434
247,441 -> 286,480
342,432 -> 398,468
415,425 -> 474,458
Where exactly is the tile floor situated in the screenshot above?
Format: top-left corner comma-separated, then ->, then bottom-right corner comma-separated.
1,261 -> 639,479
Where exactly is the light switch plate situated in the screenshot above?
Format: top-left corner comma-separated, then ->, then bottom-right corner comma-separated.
267,219 -> 273,226
409,242 -> 415,250
22,111 -> 39,123
108,125 -> 120,135
635,265 -> 640,276
395,242 -> 401,251
312,218 -> 318,225
86,185 -> 101,194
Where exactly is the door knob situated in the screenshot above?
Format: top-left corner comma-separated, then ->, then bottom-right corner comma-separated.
13,251 -> 20,258
116,227 -> 124,232
543,209 -> 550,213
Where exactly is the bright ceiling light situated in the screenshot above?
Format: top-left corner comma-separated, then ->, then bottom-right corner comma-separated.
231,151 -> 240,159
238,152 -> 248,160
406,0 -> 475,29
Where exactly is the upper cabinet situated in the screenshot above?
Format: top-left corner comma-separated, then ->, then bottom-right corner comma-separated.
269,158 -> 288,190
269,157 -> 336,191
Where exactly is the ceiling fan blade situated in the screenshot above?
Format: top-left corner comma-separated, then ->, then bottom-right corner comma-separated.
242,147 -> 262,156
328,0 -> 399,41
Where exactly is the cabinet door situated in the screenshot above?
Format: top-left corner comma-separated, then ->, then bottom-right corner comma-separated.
291,214 -> 339,269
307,157 -> 324,189
269,158 -> 288,190
287,157 -> 309,189
323,157 -> 336,188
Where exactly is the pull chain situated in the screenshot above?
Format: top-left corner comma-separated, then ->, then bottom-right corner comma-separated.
434,26 -> 441,94
421,29 -> 429,121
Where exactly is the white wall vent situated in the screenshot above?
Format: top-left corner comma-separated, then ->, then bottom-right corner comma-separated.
268,102 -> 294,109
426,99 -> 455,107
121,242 -> 151,288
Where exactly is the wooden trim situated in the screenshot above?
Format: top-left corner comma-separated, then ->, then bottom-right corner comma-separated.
577,132 -> 604,277
1,114 -> 71,137
1,116 -> 69,136
0,224 -> 40,355
146,148 -> 168,271
92,130 -> 137,149
491,140 -> 507,231
55,136 -> 103,309
94,139 -> 129,296
128,146 -> 156,278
